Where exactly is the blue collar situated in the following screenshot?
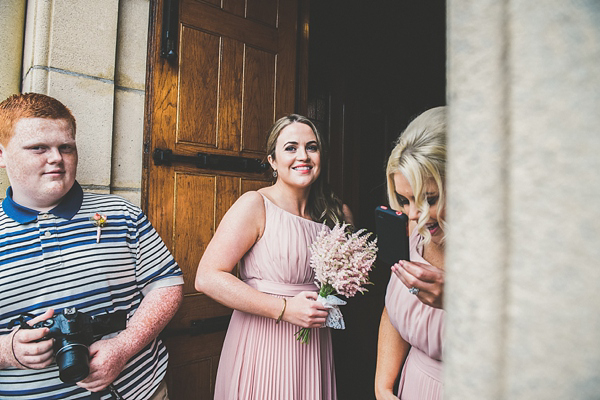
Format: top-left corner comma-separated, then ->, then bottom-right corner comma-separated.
2,181 -> 84,223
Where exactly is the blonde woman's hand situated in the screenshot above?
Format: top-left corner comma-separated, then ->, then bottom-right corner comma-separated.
283,292 -> 329,328
392,260 -> 444,309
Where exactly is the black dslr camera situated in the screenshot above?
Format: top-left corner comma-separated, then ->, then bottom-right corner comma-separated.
21,308 -> 127,383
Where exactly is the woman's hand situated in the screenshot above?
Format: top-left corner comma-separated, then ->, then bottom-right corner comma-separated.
283,292 -> 329,328
392,260 -> 444,309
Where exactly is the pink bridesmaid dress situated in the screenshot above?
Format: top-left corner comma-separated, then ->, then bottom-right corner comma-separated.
385,230 -> 445,399
214,194 -> 337,400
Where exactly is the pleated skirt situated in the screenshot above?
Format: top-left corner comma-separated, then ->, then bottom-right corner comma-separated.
398,347 -> 442,400
214,308 -> 337,400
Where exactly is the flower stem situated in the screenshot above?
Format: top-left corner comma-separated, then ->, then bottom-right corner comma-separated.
294,327 -> 311,344
319,284 -> 335,298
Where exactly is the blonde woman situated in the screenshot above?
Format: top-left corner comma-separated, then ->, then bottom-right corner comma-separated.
375,107 -> 446,400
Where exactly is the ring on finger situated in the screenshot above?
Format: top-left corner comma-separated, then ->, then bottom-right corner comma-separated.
408,287 -> 420,296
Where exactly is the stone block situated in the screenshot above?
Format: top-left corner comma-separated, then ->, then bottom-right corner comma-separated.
81,186 -> 110,195
110,189 -> 142,207
111,87 -> 144,189
0,170 -> 8,199
46,70 -> 114,189
0,1 -> 25,96
49,0 -> 119,80
116,0 -> 150,90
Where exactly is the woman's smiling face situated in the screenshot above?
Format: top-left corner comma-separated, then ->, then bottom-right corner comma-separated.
393,172 -> 445,245
268,122 -> 321,189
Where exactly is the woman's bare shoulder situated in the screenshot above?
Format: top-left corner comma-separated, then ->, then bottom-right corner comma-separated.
237,190 -> 265,204
229,190 -> 266,219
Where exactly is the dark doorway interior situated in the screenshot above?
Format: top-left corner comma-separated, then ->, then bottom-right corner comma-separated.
305,2 -> 446,398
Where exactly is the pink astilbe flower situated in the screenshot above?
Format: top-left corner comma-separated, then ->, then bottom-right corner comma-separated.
310,223 -> 377,298
295,223 -> 377,343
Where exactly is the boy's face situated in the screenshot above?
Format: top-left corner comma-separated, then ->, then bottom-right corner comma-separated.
0,117 -> 77,211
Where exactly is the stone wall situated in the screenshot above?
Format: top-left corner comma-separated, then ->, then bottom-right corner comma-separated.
1,0 -> 149,205
0,1 -> 26,195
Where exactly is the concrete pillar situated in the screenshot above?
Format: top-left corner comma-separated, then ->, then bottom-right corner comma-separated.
446,1 -> 600,399
22,0 -> 120,194
0,1 -> 26,196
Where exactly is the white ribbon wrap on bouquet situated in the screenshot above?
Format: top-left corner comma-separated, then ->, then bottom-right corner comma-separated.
318,294 -> 347,330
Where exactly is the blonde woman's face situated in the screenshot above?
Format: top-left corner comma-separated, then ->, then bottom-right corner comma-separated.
393,172 -> 445,245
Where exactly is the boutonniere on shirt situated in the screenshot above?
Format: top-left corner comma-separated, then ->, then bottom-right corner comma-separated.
90,213 -> 108,243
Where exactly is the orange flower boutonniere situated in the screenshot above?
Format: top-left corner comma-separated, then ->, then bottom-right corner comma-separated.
90,213 -> 108,243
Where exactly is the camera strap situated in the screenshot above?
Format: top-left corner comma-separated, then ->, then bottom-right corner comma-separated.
89,384 -> 124,400
7,313 -> 37,330
107,384 -> 124,400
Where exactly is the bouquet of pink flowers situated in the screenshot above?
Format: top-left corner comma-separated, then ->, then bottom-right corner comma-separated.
295,223 -> 378,343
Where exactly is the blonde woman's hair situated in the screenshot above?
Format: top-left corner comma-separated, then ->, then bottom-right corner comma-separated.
386,106 -> 447,245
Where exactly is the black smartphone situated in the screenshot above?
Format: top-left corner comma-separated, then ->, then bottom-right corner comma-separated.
374,205 -> 410,266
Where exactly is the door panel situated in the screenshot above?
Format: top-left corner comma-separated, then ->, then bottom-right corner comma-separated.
173,173 -> 216,294
144,0 -> 298,396
169,354 -> 214,399
242,46 -> 276,152
241,177 -> 272,193
218,38 -> 244,152
247,0 -> 278,26
178,28 -> 220,146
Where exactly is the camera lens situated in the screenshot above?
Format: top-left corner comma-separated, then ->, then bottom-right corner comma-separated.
55,343 -> 90,383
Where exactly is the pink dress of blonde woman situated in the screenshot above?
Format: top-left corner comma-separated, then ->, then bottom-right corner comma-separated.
214,194 -> 337,400
385,230 -> 445,399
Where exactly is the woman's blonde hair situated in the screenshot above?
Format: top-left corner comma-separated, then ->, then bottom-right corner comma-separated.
386,106 -> 447,245
266,114 -> 345,227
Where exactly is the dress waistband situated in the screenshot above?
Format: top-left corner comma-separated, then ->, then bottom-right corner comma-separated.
408,346 -> 443,378
244,278 -> 318,296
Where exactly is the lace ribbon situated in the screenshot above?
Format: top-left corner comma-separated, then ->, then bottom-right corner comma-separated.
318,294 -> 347,330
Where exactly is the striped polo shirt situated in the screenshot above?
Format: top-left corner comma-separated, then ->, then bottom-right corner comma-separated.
0,181 -> 183,399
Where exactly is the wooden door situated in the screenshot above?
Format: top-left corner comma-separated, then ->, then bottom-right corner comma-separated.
143,0 -> 299,397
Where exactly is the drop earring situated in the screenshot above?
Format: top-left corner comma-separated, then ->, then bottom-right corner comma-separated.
273,170 -> 278,178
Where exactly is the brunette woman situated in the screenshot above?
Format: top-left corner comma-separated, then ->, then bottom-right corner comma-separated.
195,115 -> 351,400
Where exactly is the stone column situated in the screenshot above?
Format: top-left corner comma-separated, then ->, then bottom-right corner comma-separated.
22,0 -> 120,194
20,0 -> 149,205
446,1 -> 600,399
111,0 -> 150,205
0,1 -> 26,195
